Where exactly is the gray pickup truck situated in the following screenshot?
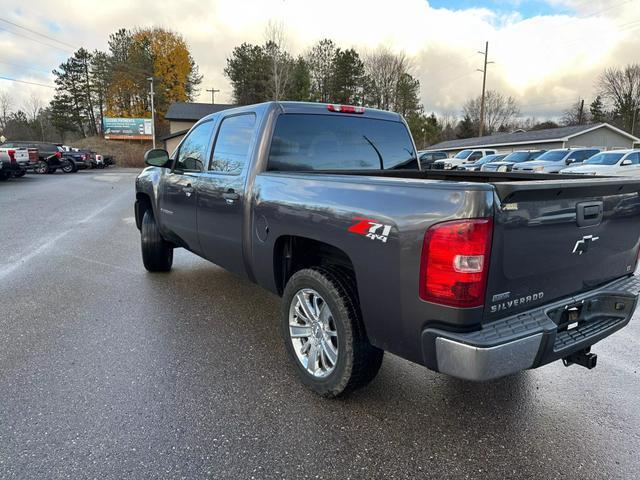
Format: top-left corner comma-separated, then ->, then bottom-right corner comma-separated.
135,102 -> 640,397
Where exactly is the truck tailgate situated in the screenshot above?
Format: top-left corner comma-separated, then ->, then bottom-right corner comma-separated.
15,149 -> 29,162
485,178 -> 640,320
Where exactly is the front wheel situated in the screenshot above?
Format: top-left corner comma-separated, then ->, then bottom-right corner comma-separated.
62,160 -> 76,173
281,267 -> 383,398
141,210 -> 173,272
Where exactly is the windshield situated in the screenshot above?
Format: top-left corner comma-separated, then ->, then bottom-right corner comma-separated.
534,150 -> 569,162
503,151 -> 533,163
453,149 -> 473,159
584,152 -> 625,165
267,114 -> 417,171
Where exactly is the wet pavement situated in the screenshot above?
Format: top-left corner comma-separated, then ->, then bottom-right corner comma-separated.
1,169 -> 639,479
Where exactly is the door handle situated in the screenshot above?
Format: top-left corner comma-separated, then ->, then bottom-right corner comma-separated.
182,184 -> 194,197
222,189 -> 240,204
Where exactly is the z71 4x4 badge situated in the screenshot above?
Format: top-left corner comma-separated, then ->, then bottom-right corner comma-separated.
348,217 -> 392,243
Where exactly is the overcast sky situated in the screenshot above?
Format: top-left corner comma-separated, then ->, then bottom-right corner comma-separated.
1,0 -> 639,121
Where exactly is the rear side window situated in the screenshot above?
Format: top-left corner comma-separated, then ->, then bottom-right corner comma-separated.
568,150 -> 597,161
210,114 -> 256,174
626,152 -> 640,164
267,114 -> 416,171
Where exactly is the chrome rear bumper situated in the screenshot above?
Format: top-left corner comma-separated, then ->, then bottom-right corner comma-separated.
423,275 -> 640,381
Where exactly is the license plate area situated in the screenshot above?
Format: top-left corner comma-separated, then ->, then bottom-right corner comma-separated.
552,303 -> 584,333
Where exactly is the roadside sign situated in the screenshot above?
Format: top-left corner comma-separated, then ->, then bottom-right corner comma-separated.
104,117 -> 153,140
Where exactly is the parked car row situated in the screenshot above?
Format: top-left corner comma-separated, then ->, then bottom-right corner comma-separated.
0,140 -> 114,180
419,147 -> 640,177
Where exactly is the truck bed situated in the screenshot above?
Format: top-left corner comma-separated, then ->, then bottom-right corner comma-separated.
297,168 -> 640,202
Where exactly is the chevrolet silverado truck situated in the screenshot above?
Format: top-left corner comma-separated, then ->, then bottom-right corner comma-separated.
135,102 -> 640,397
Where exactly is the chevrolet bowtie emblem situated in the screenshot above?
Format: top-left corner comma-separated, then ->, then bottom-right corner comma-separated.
572,235 -> 599,255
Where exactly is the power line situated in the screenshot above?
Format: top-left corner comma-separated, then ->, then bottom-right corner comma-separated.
0,26 -> 73,54
0,59 -> 51,75
0,17 -> 77,49
0,75 -> 54,89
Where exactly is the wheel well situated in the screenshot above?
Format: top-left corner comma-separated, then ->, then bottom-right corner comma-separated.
273,236 -> 356,296
135,192 -> 152,230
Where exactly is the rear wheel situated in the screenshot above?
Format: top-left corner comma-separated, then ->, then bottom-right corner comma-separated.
141,209 -> 173,272
35,161 -> 49,174
281,267 -> 383,398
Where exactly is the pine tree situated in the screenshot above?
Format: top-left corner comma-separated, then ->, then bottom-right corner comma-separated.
590,96 -> 607,123
224,43 -> 271,105
330,48 -> 365,104
456,114 -> 476,139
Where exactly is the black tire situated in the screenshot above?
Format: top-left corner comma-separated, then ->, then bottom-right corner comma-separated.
0,171 -> 10,181
141,209 -> 173,272
281,267 -> 383,398
35,160 -> 49,174
62,160 -> 76,173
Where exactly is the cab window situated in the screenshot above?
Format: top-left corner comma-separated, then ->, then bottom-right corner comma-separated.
175,121 -> 215,172
210,114 -> 256,174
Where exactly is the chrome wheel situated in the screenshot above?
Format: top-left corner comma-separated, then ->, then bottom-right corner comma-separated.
289,288 -> 338,378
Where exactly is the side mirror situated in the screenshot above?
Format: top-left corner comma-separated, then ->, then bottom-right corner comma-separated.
566,158 -> 575,165
144,148 -> 170,168
621,159 -> 632,166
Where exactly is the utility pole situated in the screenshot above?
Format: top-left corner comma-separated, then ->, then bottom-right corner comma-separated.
632,102 -> 638,138
206,87 -> 220,104
147,77 -> 156,149
477,41 -> 493,137
578,99 -> 585,125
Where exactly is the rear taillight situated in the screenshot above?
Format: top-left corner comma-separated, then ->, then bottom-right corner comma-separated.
81,154 -> 86,160
55,151 -> 62,158
419,218 -> 493,308
7,149 -> 16,163
327,104 -> 365,114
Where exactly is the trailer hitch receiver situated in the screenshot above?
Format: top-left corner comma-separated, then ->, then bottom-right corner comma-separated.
562,347 -> 597,370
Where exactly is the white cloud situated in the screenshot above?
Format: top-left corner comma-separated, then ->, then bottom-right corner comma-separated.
0,0 -> 638,121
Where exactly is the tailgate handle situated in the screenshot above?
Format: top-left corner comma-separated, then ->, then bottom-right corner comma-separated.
576,201 -> 603,227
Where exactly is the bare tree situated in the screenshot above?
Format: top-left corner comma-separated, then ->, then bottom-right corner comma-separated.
463,90 -> 519,134
0,90 -> 12,133
363,47 -> 410,111
598,64 -> 640,134
24,94 -> 46,141
24,94 -> 43,123
264,20 -> 292,101
562,99 -> 589,126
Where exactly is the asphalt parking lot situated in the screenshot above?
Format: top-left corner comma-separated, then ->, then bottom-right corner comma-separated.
1,169 -> 639,479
